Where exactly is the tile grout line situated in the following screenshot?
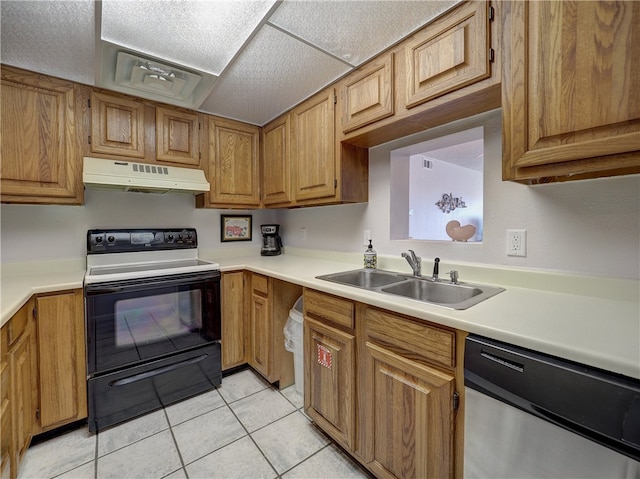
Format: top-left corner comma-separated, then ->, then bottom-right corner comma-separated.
162,407 -> 190,479
217,380 -> 283,479
94,429 -> 99,479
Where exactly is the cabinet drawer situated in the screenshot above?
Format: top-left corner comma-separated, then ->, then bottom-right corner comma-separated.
252,274 -> 269,295
364,306 -> 455,368
7,303 -> 29,346
304,289 -> 355,330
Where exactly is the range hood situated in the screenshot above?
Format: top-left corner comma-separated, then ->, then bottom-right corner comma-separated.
83,157 -> 210,194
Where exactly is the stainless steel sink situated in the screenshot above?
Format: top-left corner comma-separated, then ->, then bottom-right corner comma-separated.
316,269 -> 408,288
316,268 -> 504,310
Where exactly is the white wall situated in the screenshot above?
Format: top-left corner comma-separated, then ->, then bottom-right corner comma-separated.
407,157 -> 483,241
2,108 -> 639,279
0,190 -> 277,262
279,109 -> 640,279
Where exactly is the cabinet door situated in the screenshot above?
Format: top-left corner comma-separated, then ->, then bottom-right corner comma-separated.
503,1 -> 640,182
90,91 -> 146,159
291,89 -> 336,201
0,339 -> 11,479
340,53 -> 394,133
250,275 -> 272,379
8,333 -> 34,464
363,341 -> 455,479
304,317 -> 355,450
35,291 -> 87,431
262,114 -> 292,206
221,272 -> 246,370
1,66 -> 82,204
405,1 -> 490,109
207,117 -> 260,207
156,107 -> 200,166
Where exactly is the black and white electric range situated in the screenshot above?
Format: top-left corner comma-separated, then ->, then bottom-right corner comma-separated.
84,228 -> 222,432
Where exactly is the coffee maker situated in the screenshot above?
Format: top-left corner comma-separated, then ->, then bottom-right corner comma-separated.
260,224 -> 282,256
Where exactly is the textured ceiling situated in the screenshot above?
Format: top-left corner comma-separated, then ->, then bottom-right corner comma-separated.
1,0 -> 460,126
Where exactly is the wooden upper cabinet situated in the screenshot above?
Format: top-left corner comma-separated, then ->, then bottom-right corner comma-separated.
156,107 -> 200,166
502,1 -> 640,183
1,66 -> 83,204
291,88 -> 336,202
90,91 -> 146,159
262,114 -> 292,207
340,53 -> 394,133
405,0 -> 491,109
201,116 -> 260,208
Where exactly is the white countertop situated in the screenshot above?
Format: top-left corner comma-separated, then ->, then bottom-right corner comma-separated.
2,249 -> 639,380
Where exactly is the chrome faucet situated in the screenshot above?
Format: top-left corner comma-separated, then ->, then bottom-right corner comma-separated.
401,250 -> 421,276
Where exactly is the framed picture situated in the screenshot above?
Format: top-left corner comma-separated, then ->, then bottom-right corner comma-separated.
220,215 -> 252,242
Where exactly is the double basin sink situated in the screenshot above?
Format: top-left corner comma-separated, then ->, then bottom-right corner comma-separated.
316,268 -> 504,310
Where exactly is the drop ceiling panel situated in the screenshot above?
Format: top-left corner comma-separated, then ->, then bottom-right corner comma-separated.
101,0 -> 277,75
269,0 -> 460,66
0,1 -> 95,85
200,24 -> 351,126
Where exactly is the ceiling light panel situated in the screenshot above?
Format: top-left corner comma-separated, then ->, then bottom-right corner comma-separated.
200,24 -> 351,126
269,0 -> 460,66
101,0 -> 277,75
0,1 -> 95,84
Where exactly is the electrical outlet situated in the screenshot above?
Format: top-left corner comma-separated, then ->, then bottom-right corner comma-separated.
363,229 -> 371,246
300,227 -> 307,241
507,229 -> 526,257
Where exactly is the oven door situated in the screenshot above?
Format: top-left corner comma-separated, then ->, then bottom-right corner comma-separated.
85,271 -> 221,375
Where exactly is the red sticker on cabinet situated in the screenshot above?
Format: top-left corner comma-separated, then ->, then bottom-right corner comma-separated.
317,344 -> 332,369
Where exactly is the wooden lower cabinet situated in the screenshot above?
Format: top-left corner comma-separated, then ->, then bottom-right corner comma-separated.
303,289 -> 462,479
249,273 -> 302,387
1,355 -> 11,479
250,277 -> 272,378
35,291 -> 87,432
221,272 -> 247,370
1,298 -> 36,479
303,317 -> 356,450
363,341 -> 455,478
0,290 -> 87,479
8,328 -> 35,468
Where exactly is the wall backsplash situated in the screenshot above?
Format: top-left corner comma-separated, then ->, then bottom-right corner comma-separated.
2,110 -> 639,279
0,190 -> 277,262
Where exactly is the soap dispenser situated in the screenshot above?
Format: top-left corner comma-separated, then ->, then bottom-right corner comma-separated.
364,239 -> 377,269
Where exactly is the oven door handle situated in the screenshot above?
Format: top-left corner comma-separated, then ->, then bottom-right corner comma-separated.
86,286 -> 125,293
108,354 -> 209,387
85,271 -> 220,294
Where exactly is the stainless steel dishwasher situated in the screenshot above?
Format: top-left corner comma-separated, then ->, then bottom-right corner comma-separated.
464,335 -> 640,478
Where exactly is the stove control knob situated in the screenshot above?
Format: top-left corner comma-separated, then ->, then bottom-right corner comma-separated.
95,236 -> 103,244
178,234 -> 183,240
107,236 -> 115,243
167,234 -> 174,242
186,233 -> 193,240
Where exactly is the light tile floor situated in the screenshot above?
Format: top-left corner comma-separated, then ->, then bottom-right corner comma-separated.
18,368 -> 371,479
